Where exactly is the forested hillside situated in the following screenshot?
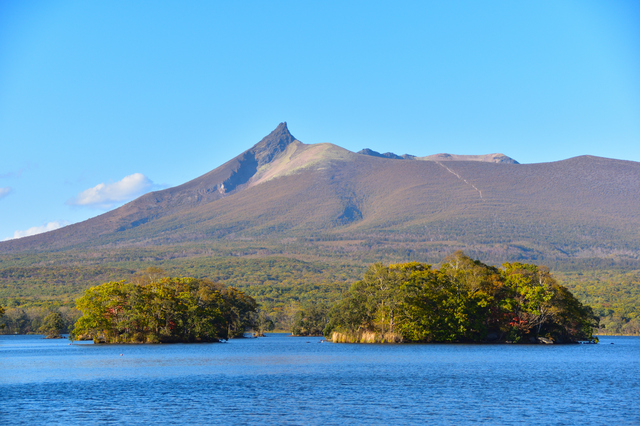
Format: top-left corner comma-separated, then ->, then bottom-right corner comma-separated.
2,252 -> 637,336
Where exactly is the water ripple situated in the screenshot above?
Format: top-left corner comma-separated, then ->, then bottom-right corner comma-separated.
1,335 -> 639,425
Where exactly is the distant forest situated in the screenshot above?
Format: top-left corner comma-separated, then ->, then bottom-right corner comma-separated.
1,247 -> 638,337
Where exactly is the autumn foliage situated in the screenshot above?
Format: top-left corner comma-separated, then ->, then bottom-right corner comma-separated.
324,252 -> 599,343
71,276 -> 257,343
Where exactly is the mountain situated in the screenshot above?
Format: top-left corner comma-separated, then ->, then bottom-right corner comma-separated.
357,148 -> 412,160
357,148 -> 519,164
2,123 -> 640,269
417,153 -> 519,164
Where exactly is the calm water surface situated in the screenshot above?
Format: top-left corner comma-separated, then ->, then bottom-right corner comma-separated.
1,334 -> 639,425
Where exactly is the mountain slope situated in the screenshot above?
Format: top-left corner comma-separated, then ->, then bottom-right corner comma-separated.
1,123 -> 304,251
2,124 -> 640,267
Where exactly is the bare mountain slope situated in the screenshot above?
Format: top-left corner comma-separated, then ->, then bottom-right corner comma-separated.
1,123 -> 303,251
417,153 -> 519,164
0,123 -> 358,252
2,124 -> 640,266
357,148 -> 519,164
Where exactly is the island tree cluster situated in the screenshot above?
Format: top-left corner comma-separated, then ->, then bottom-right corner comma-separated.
324,252 -> 599,343
71,277 -> 257,343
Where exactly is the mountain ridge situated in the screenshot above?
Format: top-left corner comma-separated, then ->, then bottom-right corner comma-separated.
2,124 -> 640,269
357,148 -> 519,164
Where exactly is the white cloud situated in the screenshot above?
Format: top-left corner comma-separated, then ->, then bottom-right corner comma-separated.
5,221 -> 69,241
0,187 -> 11,200
68,173 -> 161,209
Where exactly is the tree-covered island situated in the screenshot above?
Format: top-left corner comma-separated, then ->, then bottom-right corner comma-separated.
323,252 -> 599,344
67,253 -> 598,344
71,277 -> 257,343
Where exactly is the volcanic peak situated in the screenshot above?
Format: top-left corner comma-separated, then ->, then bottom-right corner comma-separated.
252,122 -> 298,167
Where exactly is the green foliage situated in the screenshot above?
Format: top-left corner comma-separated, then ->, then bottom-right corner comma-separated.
500,262 -> 598,343
291,302 -> 330,336
71,277 -> 257,343
0,302 -> 79,335
0,263 -> 137,300
0,254 -> 358,332
252,311 -> 275,336
221,286 -> 259,338
556,269 -> 640,335
325,253 -> 599,343
0,247 -> 637,335
39,311 -> 65,338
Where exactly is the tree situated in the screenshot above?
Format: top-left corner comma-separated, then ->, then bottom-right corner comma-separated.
5,309 -> 30,335
253,311 -> 275,336
71,277 -> 256,343
291,302 -> 329,336
324,289 -> 370,336
72,281 -> 134,342
325,254 -> 599,344
39,311 -> 65,338
221,287 -> 258,338
131,267 -> 167,286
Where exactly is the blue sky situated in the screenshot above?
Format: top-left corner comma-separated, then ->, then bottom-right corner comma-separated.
1,1 -> 639,241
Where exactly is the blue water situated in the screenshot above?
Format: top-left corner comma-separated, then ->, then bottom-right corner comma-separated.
1,334 -> 639,425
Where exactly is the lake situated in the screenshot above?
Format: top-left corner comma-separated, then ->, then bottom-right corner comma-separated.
1,334 -> 639,425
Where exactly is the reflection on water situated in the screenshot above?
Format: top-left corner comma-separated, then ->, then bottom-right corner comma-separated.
1,334 -> 639,425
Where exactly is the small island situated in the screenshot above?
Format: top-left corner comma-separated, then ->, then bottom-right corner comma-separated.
322,252 -> 599,344
71,277 -> 257,343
